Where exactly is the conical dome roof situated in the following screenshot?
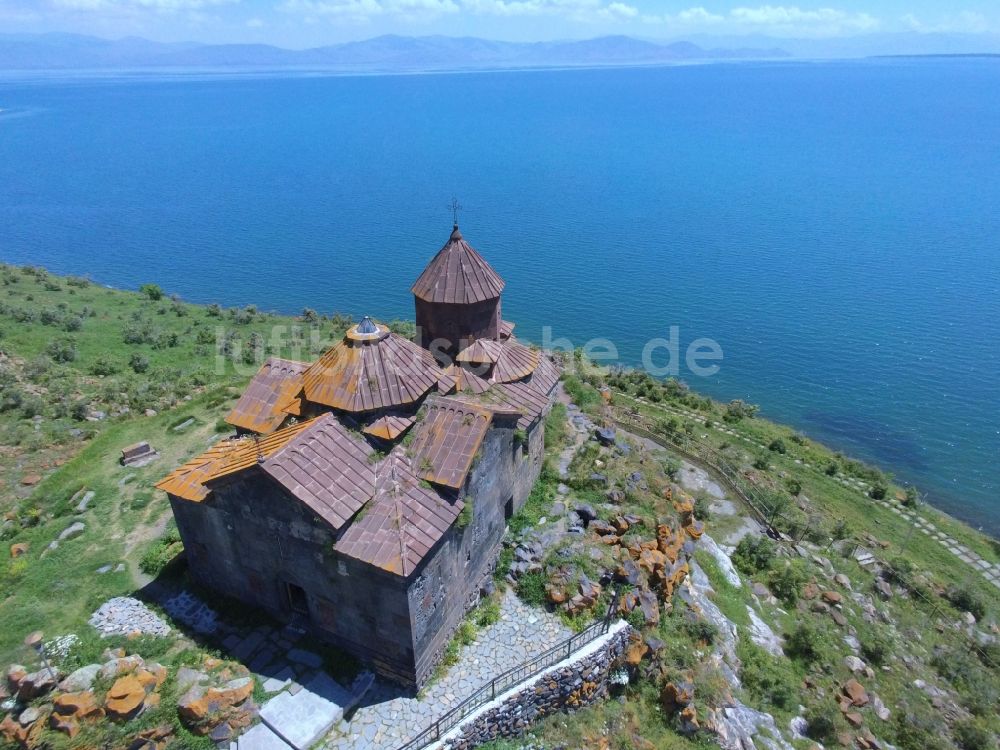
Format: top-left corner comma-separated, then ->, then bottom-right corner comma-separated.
300,322 -> 441,413
411,226 -> 505,304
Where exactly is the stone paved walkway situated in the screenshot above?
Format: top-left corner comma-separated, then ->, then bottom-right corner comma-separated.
320,589 -> 572,750
622,393 -> 1000,590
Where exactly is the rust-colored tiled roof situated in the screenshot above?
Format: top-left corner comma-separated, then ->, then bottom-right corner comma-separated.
299,328 -> 441,414
455,338 -> 501,365
446,363 -> 492,395
491,339 -> 539,383
261,413 -> 376,529
527,353 -> 560,396
408,398 -> 493,489
336,451 -> 463,576
155,440 -> 241,503
487,381 -> 551,430
411,226 -> 505,304
156,418 -> 319,502
207,419 -> 319,482
362,414 -> 416,441
225,357 -> 309,434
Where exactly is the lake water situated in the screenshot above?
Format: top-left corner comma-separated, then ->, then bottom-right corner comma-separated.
1,60 -> 998,535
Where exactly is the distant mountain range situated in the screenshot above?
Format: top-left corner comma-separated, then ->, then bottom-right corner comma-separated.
0,33 -> 789,72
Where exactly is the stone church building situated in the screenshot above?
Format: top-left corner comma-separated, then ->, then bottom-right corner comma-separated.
157,224 -> 559,687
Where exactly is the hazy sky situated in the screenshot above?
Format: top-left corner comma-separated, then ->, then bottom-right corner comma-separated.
2,1 -> 999,48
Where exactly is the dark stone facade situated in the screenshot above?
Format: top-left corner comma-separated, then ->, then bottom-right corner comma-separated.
415,296 -> 501,359
168,410 -> 548,687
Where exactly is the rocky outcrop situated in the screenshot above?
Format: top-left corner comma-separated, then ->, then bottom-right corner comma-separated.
176,659 -> 257,741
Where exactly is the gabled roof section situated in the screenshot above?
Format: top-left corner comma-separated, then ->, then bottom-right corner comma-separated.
411,226 -> 505,304
499,320 -> 515,340
261,413 -> 376,529
336,451 -> 463,576
408,398 -> 493,489
299,327 -> 441,414
156,418 -> 319,502
445,363 -> 492,395
226,357 -> 309,434
486,381 -> 551,430
455,338 -> 502,365
155,440 -> 241,503
491,339 -> 539,383
362,414 -> 416,441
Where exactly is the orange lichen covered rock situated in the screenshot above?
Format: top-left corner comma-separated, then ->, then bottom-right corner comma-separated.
53,690 -> 103,720
105,675 -> 148,721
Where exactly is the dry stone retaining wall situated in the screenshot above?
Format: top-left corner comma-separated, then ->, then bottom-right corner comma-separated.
436,621 -> 632,750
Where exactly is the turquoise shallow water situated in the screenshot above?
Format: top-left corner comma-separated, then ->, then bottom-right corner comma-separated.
1,60 -> 999,534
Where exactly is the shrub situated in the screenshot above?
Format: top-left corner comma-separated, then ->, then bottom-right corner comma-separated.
893,710 -> 950,750
724,399 -> 758,422
301,308 -> 319,323
517,571 -> 546,606
662,457 -> 681,480
45,337 -> 77,363
804,704 -> 838,742
738,636 -> 798,711
63,315 -> 83,332
786,621 -> 831,665
693,495 -> 712,521
140,283 -> 164,301
129,353 -> 150,374
946,585 -> 987,620
768,438 -> 786,454
954,718 -> 996,750
902,486 -> 920,507
731,535 -> 776,575
139,529 -> 182,576
682,618 -> 718,645
860,629 -> 893,667
768,560 -> 809,605
752,455 -> 770,471
785,478 -> 802,496
869,483 -> 888,500
824,461 -> 837,476
89,356 -> 120,376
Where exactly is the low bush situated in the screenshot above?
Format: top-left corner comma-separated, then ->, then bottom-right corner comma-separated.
946,585 -> 987,620
804,703 -> 838,742
731,535 -> 776,576
786,621 -> 832,665
139,529 -> 183,576
953,718 -> 996,750
737,636 -> 798,711
767,560 -> 809,605
517,571 -> 547,606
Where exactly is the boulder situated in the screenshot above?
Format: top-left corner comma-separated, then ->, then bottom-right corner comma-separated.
206,677 -> 254,707
822,590 -> 843,605
59,664 -> 101,693
844,655 -> 866,674
843,678 -> 869,707
9,543 -> 28,559
99,655 -> 145,680
105,675 -> 148,721
49,713 -> 79,737
638,588 -> 660,626
6,664 -> 27,692
595,427 -> 616,446
17,668 -> 60,699
845,711 -> 863,728
661,680 -> 695,711
870,692 -> 890,721
58,522 -> 86,541
624,636 -> 649,667
834,573 -> 852,589
801,582 -> 819,600
574,504 -> 597,523
874,578 -> 893,600
127,725 -> 174,750
53,690 -> 103,720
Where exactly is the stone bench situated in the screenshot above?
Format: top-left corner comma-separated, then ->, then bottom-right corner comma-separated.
121,441 -> 159,467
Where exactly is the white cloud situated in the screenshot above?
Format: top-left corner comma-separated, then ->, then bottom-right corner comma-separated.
280,0 -> 457,22
903,10 -> 992,34
52,0 -> 238,9
645,4 -> 880,36
245,14 -> 263,25
464,0 -> 638,24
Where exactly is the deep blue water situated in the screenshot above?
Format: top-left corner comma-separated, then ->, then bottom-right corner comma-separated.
1,61 -> 999,535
